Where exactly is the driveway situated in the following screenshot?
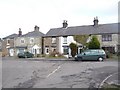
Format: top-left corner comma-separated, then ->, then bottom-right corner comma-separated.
2,57 -> 118,88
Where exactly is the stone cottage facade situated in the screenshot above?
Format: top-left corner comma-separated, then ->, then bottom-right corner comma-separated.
2,34 -> 18,56
14,26 -> 45,56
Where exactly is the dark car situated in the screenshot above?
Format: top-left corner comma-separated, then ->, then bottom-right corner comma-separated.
18,52 -> 34,58
75,49 -> 106,61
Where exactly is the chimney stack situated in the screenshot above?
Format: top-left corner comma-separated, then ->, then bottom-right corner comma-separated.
18,28 -> 22,36
63,20 -> 68,28
34,25 -> 39,31
93,16 -> 99,26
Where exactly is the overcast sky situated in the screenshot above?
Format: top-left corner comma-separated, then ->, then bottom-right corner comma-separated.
0,0 -> 119,38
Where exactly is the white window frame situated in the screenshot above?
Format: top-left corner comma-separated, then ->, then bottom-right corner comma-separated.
63,46 -> 69,55
52,37 -> 56,44
7,39 -> 10,45
63,36 -> 67,44
102,34 -> 112,41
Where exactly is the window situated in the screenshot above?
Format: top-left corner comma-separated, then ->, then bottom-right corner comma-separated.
52,37 -> 56,44
20,38 -> 25,44
63,36 -> 67,44
102,47 -> 115,53
19,48 -> 24,53
46,48 -> 49,54
30,38 -> 34,44
102,34 -> 112,41
7,39 -> 10,45
82,51 -> 90,55
63,46 -> 69,55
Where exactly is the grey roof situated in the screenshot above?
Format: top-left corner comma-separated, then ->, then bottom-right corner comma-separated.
46,23 -> 119,37
22,30 -> 45,37
3,34 -> 18,39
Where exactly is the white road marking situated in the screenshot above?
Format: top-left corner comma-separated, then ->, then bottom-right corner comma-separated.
99,72 -> 118,88
47,66 -> 61,78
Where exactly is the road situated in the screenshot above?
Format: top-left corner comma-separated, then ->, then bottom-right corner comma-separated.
0,54 -> 2,89
2,57 -> 118,88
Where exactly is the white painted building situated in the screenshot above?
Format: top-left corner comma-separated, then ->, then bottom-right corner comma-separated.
58,36 -> 82,58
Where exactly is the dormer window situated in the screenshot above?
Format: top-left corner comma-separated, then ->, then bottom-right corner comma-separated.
52,37 -> 56,44
63,36 -> 67,44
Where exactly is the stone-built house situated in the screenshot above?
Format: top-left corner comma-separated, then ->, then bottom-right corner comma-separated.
2,34 -> 18,56
14,26 -> 45,56
44,17 -> 119,57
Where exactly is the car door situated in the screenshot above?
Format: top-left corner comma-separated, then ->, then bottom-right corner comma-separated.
83,51 -> 98,60
82,51 -> 91,60
90,52 -> 98,60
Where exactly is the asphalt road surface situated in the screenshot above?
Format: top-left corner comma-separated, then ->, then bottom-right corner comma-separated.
2,57 -> 118,89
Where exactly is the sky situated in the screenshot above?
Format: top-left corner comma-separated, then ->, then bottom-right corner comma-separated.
0,0 -> 119,38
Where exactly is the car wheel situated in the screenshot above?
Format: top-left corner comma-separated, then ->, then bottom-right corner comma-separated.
98,57 -> 103,61
25,56 -> 27,58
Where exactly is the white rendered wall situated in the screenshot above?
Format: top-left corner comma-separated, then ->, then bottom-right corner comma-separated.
59,36 -> 76,58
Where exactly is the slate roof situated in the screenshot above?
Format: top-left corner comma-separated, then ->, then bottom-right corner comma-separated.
3,34 -> 18,39
46,23 -> 119,37
22,30 -> 45,37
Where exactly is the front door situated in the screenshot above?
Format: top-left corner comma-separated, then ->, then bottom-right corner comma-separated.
9,49 -> 14,56
35,49 -> 37,56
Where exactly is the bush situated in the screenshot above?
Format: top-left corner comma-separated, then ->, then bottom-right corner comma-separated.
49,51 -> 63,57
37,54 -> 41,57
105,51 -> 111,58
69,43 -> 77,57
41,54 -> 46,57
117,51 -> 120,56
105,50 -> 117,59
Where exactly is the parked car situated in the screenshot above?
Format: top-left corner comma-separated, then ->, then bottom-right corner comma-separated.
18,52 -> 34,58
75,49 -> 106,61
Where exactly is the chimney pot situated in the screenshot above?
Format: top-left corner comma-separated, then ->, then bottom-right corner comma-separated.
18,28 -> 22,36
93,16 -> 99,26
63,20 -> 68,28
34,25 -> 39,31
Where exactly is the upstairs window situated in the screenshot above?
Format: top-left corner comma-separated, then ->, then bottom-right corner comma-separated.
102,34 -> 112,41
63,36 -> 67,44
52,37 -> 56,44
20,38 -> 25,44
7,39 -> 10,45
30,38 -> 34,44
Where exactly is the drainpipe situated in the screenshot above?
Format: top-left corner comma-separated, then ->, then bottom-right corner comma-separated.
41,37 -> 44,55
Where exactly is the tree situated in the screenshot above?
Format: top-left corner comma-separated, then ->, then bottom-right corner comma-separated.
69,43 -> 77,57
88,36 -> 100,49
73,35 -> 89,49
74,35 -> 89,45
